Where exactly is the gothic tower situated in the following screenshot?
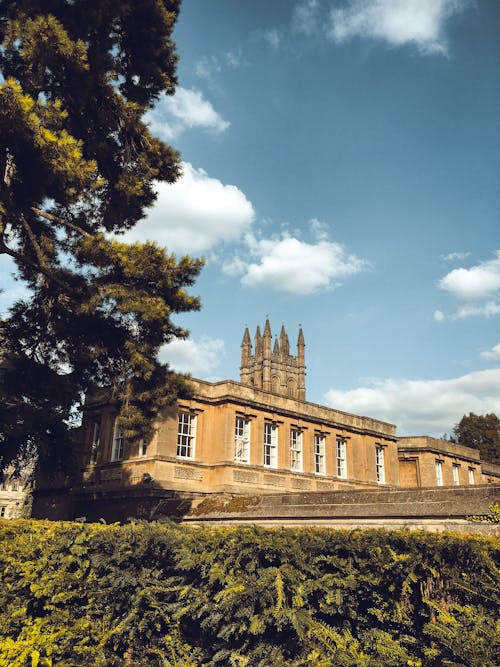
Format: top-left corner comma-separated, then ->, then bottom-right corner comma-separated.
240,320 -> 306,400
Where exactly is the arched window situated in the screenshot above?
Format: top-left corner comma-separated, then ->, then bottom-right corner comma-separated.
287,380 -> 296,397
271,376 -> 279,393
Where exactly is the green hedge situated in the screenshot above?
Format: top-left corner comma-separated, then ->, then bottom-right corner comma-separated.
0,520 -> 498,666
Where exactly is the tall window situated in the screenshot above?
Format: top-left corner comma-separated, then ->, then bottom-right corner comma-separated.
468,467 -> 475,485
235,417 -> 250,464
452,463 -> 460,486
264,423 -> 278,468
314,434 -> 325,475
90,420 -> 100,464
435,460 -> 443,486
177,411 -> 196,459
336,438 -> 347,478
375,446 -> 385,484
138,439 -> 148,457
290,429 -> 302,472
111,422 -> 125,461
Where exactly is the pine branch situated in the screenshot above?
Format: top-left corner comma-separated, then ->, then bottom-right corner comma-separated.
20,214 -> 47,269
31,207 -> 91,238
0,238 -> 74,293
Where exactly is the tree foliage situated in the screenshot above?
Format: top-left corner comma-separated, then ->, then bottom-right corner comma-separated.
0,521 -> 498,666
0,0 -> 203,472
453,413 -> 500,465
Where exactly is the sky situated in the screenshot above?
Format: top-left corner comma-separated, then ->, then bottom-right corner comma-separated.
2,0 -> 500,436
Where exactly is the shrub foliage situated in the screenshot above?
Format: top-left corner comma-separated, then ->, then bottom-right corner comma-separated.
0,521 -> 498,666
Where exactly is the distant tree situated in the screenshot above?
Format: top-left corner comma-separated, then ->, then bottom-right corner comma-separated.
0,1 -> 203,473
453,413 -> 500,464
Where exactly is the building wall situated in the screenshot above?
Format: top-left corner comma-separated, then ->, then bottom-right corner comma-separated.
0,466 -> 32,519
80,378 -> 399,495
398,436 -> 486,487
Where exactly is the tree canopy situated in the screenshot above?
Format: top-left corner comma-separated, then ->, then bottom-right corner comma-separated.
453,413 -> 500,465
0,0 -> 203,473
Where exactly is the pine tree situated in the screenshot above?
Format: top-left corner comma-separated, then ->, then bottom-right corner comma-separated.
0,1 -> 203,472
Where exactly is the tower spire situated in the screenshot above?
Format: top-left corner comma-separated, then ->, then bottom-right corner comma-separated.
240,321 -> 306,400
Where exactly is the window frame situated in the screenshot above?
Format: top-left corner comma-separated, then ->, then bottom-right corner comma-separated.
435,460 -> 443,486
234,416 -> 251,464
290,428 -> 303,472
138,439 -> 148,457
111,422 -> 125,462
177,411 -> 197,459
336,437 -> 347,478
90,420 -> 101,464
264,422 -> 278,468
452,463 -> 460,486
468,467 -> 475,485
314,433 -> 326,475
375,445 -> 385,484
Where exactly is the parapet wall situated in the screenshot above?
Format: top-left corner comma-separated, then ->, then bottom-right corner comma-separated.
185,485 -> 500,522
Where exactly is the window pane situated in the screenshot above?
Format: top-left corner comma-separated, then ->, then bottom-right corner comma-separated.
336,438 -> 347,478
111,422 -> 124,461
290,429 -> 302,472
376,446 -> 385,484
435,461 -> 443,486
264,423 -> 277,468
235,417 -> 250,463
177,412 -> 196,458
314,434 -> 325,475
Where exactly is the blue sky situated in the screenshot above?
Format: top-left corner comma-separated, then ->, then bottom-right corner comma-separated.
2,0 -> 500,436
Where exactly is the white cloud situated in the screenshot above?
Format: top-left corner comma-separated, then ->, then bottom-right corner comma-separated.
264,28 -> 281,50
292,0 -> 321,35
433,309 -> 445,323
120,163 -> 255,255
437,252 -> 500,319
223,224 -> 369,294
481,343 -> 500,362
439,252 -> 500,300
146,87 -> 229,140
324,368 -> 500,436
196,52 -> 246,85
328,0 -> 469,55
454,301 -> 500,319
441,251 -> 471,262
159,336 -> 225,375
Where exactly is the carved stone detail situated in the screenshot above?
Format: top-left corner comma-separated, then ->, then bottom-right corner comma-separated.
233,470 -> 258,483
174,466 -> 203,481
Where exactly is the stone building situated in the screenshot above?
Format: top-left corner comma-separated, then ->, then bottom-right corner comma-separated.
31,320 -> 499,521
398,436 -> 500,488
0,464 -> 32,519
79,321 -> 400,497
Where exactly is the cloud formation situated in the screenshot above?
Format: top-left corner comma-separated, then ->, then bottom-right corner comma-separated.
441,251 -> 471,262
223,223 -> 369,294
438,251 -> 500,318
196,51 -> 245,85
146,87 -> 229,140
481,343 -> 500,362
328,0 -> 469,55
324,368 -> 500,436
433,309 -> 445,323
120,163 -> 255,255
159,336 -> 225,375
292,0 -> 321,36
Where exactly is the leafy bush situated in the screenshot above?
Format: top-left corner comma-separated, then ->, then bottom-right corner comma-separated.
0,520 -> 498,666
